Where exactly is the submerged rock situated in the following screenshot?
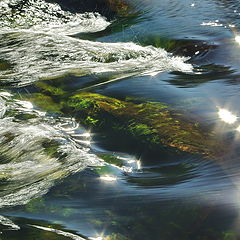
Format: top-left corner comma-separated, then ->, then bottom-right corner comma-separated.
25,83 -> 225,158
62,92 -> 220,156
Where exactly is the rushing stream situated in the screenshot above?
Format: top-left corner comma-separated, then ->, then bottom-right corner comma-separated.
1,0 -> 240,239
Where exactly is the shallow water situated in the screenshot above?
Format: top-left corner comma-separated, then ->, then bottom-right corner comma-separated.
1,0 -> 240,239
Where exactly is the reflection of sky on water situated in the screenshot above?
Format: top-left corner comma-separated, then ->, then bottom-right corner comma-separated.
5,103 -> 239,239
2,150 -> 240,238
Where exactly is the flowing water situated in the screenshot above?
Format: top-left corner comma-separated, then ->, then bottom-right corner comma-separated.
1,0 -> 240,239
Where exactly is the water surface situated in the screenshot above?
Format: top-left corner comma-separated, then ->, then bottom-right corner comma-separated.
1,0 -> 240,239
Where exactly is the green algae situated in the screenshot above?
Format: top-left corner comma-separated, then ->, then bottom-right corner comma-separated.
25,197 -> 76,217
98,153 -> 124,167
26,93 -> 63,114
67,97 -> 97,112
36,82 -> 66,96
23,81 -> 224,158
63,92 -> 219,156
25,198 -> 46,213
140,35 -> 182,51
95,165 -> 118,176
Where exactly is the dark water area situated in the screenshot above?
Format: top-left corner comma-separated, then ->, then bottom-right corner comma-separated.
1,0 -> 240,239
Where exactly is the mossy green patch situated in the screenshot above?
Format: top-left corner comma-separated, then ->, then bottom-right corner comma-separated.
25,198 -> 46,213
23,89 -> 223,158
128,123 -> 154,136
85,116 -> 99,126
98,153 -> 124,167
67,97 -> 97,112
104,0 -> 132,17
36,82 -> 66,96
26,93 -> 62,114
0,59 -> 13,71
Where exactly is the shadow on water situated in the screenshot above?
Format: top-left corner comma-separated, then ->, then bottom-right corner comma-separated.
167,65 -> 236,88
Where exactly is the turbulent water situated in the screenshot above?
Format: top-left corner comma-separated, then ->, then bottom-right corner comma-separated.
0,32 -> 192,86
0,92 -> 101,230
0,0 -> 192,87
0,0 -> 110,33
1,0 -> 240,239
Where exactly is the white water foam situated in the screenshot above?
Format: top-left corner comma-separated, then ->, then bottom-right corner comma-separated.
0,215 -> 20,230
0,0 -> 110,34
0,95 -> 102,214
29,225 -> 87,240
0,98 -> 6,118
0,31 -> 192,86
0,0 -> 192,86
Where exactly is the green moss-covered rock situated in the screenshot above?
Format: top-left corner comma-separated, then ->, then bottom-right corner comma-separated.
61,92 -> 221,157
26,93 -> 63,114
36,82 -> 66,96
98,153 -> 124,167
24,81 -> 224,158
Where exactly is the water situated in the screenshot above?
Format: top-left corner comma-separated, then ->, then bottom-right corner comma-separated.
1,0 -> 240,239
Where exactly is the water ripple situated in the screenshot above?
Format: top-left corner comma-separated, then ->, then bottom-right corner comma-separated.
0,93 -> 102,209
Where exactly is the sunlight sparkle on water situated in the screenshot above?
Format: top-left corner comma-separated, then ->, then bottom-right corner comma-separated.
128,160 -> 136,164
218,108 -> 237,124
90,237 -> 103,240
80,132 -> 91,137
235,35 -> 240,45
148,71 -> 159,77
236,125 -> 240,132
137,160 -> 141,170
100,175 -> 117,182
71,132 -> 92,138
16,100 -> 33,109
74,139 -> 91,146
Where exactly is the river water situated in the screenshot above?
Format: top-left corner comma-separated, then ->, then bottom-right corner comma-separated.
1,0 -> 240,239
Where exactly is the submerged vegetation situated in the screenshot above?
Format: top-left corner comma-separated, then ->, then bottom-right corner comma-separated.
23,81 -> 225,159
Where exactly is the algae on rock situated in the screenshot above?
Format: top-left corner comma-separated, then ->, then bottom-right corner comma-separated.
63,92 -> 221,157
25,81 -> 224,158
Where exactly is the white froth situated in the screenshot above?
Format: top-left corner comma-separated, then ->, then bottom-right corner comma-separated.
29,225 -> 86,240
0,97 -> 6,118
0,0 -> 110,34
0,215 -> 20,230
0,96 -> 101,209
0,0 -> 192,86
0,32 -> 192,86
